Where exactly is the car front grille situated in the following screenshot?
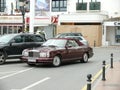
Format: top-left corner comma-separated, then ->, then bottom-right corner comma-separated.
29,52 -> 39,57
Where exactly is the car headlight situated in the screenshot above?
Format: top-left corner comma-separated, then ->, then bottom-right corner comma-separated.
22,50 -> 29,56
40,52 -> 50,57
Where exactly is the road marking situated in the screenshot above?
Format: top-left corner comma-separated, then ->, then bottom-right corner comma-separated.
22,77 -> 50,90
0,71 -> 18,74
81,64 -> 109,90
0,68 -> 33,80
11,77 -> 51,90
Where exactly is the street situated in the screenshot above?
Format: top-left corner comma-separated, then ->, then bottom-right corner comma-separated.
0,47 -> 120,90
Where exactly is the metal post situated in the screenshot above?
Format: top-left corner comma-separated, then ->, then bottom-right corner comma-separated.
87,74 -> 92,90
110,53 -> 113,68
11,2 -> 13,14
94,40 -> 96,47
19,0 -> 28,33
20,6 -> 25,33
102,60 -> 106,81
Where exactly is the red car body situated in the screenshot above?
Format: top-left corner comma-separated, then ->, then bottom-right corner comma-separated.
22,38 -> 93,67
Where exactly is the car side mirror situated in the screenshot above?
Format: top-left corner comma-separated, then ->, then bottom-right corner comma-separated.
65,45 -> 72,48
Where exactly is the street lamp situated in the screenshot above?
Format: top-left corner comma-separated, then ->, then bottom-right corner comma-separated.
19,0 -> 26,33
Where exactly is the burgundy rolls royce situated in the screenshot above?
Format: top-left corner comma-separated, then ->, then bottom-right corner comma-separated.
22,38 -> 93,67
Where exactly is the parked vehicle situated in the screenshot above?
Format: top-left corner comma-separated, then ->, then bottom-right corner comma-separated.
64,36 -> 89,46
22,38 -> 93,67
55,32 -> 83,38
0,33 -> 46,64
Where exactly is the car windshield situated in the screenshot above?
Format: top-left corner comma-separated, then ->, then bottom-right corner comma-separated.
43,39 -> 67,47
0,34 -> 17,43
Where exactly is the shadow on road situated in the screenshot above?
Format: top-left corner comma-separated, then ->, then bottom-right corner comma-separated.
28,60 -> 94,68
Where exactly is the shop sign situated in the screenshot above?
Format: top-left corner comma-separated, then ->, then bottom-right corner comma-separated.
51,16 -> 58,24
114,22 -> 120,26
26,17 -> 30,24
0,16 -> 22,23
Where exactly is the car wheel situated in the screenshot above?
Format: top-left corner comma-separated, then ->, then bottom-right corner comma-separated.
81,53 -> 88,63
0,52 -> 6,65
52,56 -> 61,67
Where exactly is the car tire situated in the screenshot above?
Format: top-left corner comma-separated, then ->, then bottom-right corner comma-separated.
0,52 -> 6,65
81,53 -> 88,63
52,56 -> 61,67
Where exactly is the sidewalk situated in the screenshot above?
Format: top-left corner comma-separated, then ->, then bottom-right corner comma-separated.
93,61 -> 120,90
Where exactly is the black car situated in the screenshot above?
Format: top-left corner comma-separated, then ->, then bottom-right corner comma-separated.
0,33 -> 46,64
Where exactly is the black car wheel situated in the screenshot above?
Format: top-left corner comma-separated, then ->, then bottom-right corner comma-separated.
52,56 -> 61,67
0,52 -> 6,65
81,53 -> 88,63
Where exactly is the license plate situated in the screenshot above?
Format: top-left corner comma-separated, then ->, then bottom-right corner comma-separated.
28,57 -> 36,62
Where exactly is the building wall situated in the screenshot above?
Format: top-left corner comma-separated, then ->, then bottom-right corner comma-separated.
56,25 -> 102,46
3,0 -> 120,18
67,0 -> 120,17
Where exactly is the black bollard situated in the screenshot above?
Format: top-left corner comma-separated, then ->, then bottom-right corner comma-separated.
87,74 -> 92,90
102,60 -> 106,81
110,53 -> 113,68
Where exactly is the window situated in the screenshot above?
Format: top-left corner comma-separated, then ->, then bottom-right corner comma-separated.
67,40 -> 79,47
115,26 -> 120,43
14,36 -> 23,43
76,2 -> 87,10
0,0 -> 6,12
24,35 -> 34,42
89,2 -> 101,10
34,35 -> 44,42
52,0 -> 67,12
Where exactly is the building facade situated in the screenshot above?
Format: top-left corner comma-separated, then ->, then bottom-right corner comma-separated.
52,0 -> 120,46
102,17 -> 120,46
0,0 -> 120,46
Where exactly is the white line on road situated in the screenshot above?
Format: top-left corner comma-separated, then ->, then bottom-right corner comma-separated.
11,77 -> 51,90
0,71 -> 18,74
0,68 -> 33,80
21,77 -> 50,90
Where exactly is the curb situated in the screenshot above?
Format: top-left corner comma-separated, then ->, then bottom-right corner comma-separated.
81,64 -> 109,90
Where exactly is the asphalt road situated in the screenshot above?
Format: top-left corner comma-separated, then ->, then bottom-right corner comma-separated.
0,47 -> 120,90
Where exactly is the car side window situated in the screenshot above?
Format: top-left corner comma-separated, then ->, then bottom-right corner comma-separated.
14,36 -> 23,43
67,40 -> 79,47
24,35 -> 34,42
34,35 -> 44,42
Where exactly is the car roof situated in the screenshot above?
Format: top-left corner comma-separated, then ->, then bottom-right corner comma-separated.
64,36 -> 83,40
55,32 -> 83,38
50,37 -> 81,41
3,33 -> 41,36
59,32 -> 81,34
64,36 -> 83,38
58,32 -> 82,35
